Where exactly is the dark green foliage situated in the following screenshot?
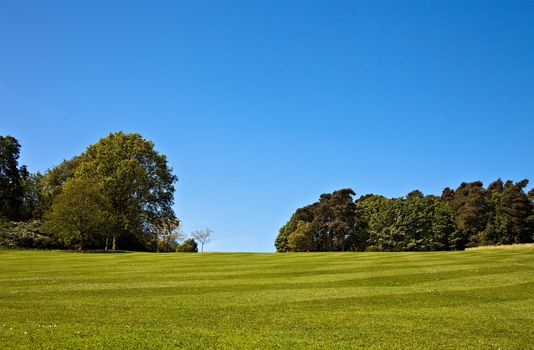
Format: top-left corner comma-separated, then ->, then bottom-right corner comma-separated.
0,136 -> 28,221
176,238 -> 198,252
447,181 -> 491,244
356,195 -> 402,251
20,172 -> 46,220
1,133 -> 179,252
277,189 -> 365,252
275,204 -> 316,252
432,201 -> 466,250
497,180 -> 533,243
74,132 -> 178,251
357,192 -> 464,252
312,189 -> 362,251
42,177 -> 112,250
450,179 -> 534,246
276,180 -> 533,252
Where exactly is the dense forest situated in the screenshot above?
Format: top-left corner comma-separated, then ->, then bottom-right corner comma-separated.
276,182 -> 534,252
0,133 -> 198,252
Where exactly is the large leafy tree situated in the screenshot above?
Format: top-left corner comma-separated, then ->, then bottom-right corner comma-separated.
73,132 -> 178,250
42,177 -> 112,250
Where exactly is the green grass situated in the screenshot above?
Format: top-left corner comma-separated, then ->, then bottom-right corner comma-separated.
1,248 -> 533,349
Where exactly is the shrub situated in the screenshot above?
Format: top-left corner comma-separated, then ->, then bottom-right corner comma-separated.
365,245 -> 382,252
0,220 -> 60,249
176,238 -> 198,252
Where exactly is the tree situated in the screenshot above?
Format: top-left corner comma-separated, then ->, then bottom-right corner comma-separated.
156,214 -> 184,252
73,132 -> 178,250
38,157 -> 81,216
498,180 -> 533,243
276,189 -> 367,252
278,186 -> 476,252
191,228 -> 212,252
176,238 -> 198,252
0,135 -> 27,221
357,195 -> 399,251
42,177 -> 112,250
448,181 -> 491,246
20,172 -> 45,220
401,192 -> 464,251
275,203 -> 316,252
287,220 -> 312,252
432,201 -> 465,250
0,220 -> 58,249
441,187 -> 455,202
313,189 -> 360,251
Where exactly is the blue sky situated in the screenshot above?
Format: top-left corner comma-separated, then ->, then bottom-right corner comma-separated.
1,1 -> 533,252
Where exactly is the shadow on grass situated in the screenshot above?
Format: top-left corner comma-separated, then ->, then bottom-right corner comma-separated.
81,249 -> 132,254
0,247 -> 134,254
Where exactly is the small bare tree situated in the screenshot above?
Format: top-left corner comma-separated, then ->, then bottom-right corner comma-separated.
191,228 -> 212,253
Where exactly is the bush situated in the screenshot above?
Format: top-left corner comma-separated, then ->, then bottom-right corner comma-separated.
365,245 -> 382,252
176,238 -> 198,252
0,220 -> 60,249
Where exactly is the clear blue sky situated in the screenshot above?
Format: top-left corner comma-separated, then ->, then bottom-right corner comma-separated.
1,1 -> 533,252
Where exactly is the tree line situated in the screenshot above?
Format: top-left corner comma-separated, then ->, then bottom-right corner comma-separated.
0,133 -> 209,252
276,182 -> 534,252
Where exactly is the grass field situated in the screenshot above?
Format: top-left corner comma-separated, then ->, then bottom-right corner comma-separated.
1,248 -> 533,349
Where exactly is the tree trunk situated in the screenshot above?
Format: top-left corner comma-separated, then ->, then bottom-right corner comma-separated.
112,236 -> 117,251
105,236 -> 109,251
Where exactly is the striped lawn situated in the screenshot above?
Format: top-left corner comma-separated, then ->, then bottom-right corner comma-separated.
0,247 -> 533,349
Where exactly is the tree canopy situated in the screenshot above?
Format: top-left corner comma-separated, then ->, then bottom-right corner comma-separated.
1,132 -> 179,251
72,132 -> 178,250
276,180 -> 534,252
42,177 -> 112,250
